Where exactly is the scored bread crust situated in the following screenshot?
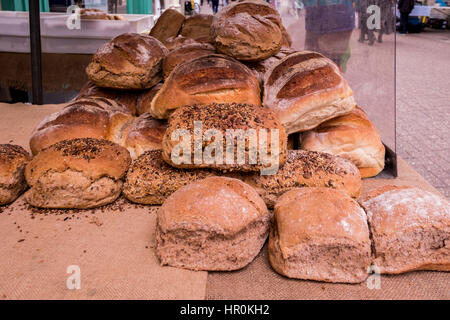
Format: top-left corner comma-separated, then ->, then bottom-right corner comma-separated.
162,43 -> 216,80
161,102 -> 287,172
211,0 -> 283,61
263,51 -> 356,134
361,185 -> 450,274
301,106 -> 385,178
269,187 -> 371,283
24,138 -> 131,209
149,9 -> 185,43
156,176 -> 271,271
242,150 -> 362,208
180,14 -> 214,43
29,97 -> 134,155
0,144 -> 31,205
136,83 -> 163,115
163,35 -> 199,51
86,33 -> 168,90
150,54 -> 261,119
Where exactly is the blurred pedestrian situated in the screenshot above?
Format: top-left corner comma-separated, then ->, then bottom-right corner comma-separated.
398,0 -> 415,34
212,0 -> 219,13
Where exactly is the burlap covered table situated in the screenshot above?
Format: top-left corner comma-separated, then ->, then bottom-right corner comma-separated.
0,102 -> 448,300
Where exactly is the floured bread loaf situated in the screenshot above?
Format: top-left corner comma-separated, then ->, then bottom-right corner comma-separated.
156,176 -> 271,271
0,144 -> 31,205
86,33 -> 168,90
121,113 -> 167,159
242,150 -> 362,208
162,102 -> 287,173
162,43 -> 215,80
269,187 -> 371,283
300,106 -> 385,178
123,150 -> 215,205
29,97 -> 134,155
136,83 -> 163,115
361,185 -> 450,274
150,54 -> 261,119
24,138 -> 131,209
263,51 -> 356,134
77,81 -> 140,115
149,9 -> 185,43
180,14 -> 214,43
211,0 -> 283,61
163,35 -> 199,51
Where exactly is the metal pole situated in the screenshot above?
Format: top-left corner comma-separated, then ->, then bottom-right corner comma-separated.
29,0 -> 43,105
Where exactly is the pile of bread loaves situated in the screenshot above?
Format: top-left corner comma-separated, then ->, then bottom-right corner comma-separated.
1,1 -> 448,283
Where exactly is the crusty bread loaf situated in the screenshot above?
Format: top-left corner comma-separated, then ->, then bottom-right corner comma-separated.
136,83 -> 162,116
162,103 -> 287,173
156,176 -> 271,271
263,51 -> 356,134
361,185 -> 450,274
29,97 -> 134,155
211,0 -> 283,61
242,150 -> 362,208
86,33 -> 168,90
24,138 -> 131,209
0,144 -> 31,205
163,35 -> 199,51
77,81 -> 140,115
149,9 -> 185,43
162,43 -> 215,80
269,187 -> 371,283
123,150 -> 215,205
150,54 -> 261,119
180,14 -> 213,43
300,106 -> 385,178
121,113 -> 167,159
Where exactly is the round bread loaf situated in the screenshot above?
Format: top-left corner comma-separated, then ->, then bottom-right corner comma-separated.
180,14 -> 213,43
263,51 -> 356,134
242,150 -> 362,208
163,35 -> 199,51
123,150 -> 215,205
156,176 -> 271,271
269,187 -> 371,283
210,0 -> 283,61
29,97 -> 134,155
24,138 -> 131,209
150,54 -> 261,119
77,81 -> 140,115
162,43 -> 215,80
0,144 -> 31,205
121,113 -> 167,159
86,33 -> 168,90
136,83 -> 163,116
149,8 -> 185,43
300,106 -> 385,178
162,102 -> 287,173
361,185 -> 450,274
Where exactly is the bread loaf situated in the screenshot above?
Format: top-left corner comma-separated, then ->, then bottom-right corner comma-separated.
162,103 -> 287,173
162,43 -> 215,80
269,187 -> 371,283
300,106 -> 385,178
121,113 -> 167,159
0,144 -> 31,205
163,35 -> 199,51
123,150 -> 215,205
149,9 -> 185,43
136,83 -> 163,116
150,54 -> 261,119
24,138 -> 131,209
211,0 -> 283,61
180,14 -> 213,43
77,81 -> 140,115
29,97 -> 134,155
156,176 -> 271,271
242,150 -> 362,208
263,51 -> 356,134
86,33 -> 168,90
361,185 -> 450,274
